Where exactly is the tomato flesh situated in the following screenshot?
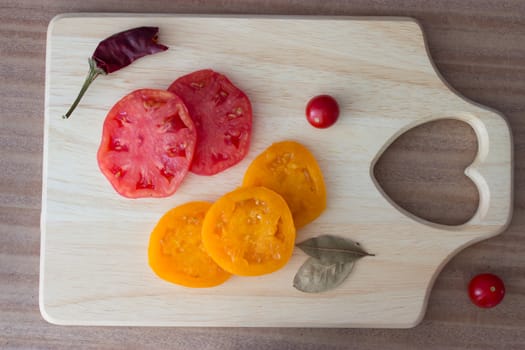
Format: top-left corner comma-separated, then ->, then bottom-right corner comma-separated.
201,186 -> 296,276
305,94 -> 340,129
148,201 -> 231,287
97,89 -> 196,198
242,141 -> 327,229
468,273 -> 505,308
168,69 -> 253,175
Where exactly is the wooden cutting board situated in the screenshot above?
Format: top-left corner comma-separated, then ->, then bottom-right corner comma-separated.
41,14 -> 513,328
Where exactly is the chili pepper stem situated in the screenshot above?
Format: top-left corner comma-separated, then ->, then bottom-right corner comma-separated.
62,58 -> 106,119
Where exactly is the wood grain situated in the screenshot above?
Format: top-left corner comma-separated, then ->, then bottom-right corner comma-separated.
40,14 -> 512,328
1,0 -> 524,348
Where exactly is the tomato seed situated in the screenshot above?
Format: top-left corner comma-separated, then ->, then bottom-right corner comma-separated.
161,112 -> 188,133
136,173 -> 155,190
110,165 -> 127,178
224,131 -> 241,148
211,152 -> 229,162
159,167 -> 175,182
109,137 -> 129,152
190,82 -> 204,89
213,90 -> 229,105
115,111 -> 131,127
143,98 -> 165,110
302,168 -> 316,192
166,143 -> 186,158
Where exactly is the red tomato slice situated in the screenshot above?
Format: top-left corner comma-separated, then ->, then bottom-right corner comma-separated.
168,69 -> 253,175
97,89 -> 196,198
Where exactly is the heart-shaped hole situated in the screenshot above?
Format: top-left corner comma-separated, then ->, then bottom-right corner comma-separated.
373,119 -> 479,226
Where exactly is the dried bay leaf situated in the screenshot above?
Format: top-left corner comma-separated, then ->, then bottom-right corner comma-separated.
293,235 -> 374,293
293,257 -> 355,293
296,235 -> 373,264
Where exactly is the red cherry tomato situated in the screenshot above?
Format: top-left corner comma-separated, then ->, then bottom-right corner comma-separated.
97,89 -> 197,198
468,273 -> 505,308
168,69 -> 253,176
305,94 -> 340,129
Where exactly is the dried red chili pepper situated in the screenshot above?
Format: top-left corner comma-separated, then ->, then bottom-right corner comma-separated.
63,26 -> 168,119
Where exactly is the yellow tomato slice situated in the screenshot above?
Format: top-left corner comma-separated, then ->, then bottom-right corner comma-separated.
242,141 -> 327,228
202,187 -> 296,276
148,201 -> 231,287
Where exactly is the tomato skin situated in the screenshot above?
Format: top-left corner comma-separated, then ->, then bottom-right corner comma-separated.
305,95 -> 340,129
468,273 -> 505,308
168,69 -> 253,176
97,89 -> 196,198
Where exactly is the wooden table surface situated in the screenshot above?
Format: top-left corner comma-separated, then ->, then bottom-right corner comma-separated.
1,1 -> 524,349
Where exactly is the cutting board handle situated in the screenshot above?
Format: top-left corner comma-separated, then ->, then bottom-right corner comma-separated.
459,108 -> 513,230
369,19 -> 514,238
420,18 -> 514,235
382,103 -> 514,238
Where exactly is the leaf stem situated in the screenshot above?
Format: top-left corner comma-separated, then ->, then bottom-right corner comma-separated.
62,58 -> 105,119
